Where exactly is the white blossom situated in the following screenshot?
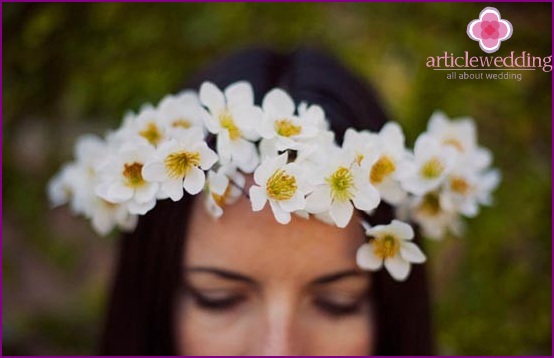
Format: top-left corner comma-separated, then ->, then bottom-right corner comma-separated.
249,152 -> 309,224
259,89 -> 320,151
356,219 -> 426,281
95,142 -> 159,215
142,128 -> 218,201
399,134 -> 457,196
304,150 -> 380,228
204,165 -> 245,219
158,90 -> 207,136
47,134 -> 139,235
427,110 -> 477,155
200,81 -> 262,172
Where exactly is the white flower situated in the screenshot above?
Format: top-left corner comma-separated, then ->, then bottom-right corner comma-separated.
356,219 -> 426,281
407,192 -> 464,240
204,165 -> 245,219
89,198 -> 138,236
427,110 -> 477,154
118,106 -> 168,147
304,151 -> 380,228
47,134 -> 140,236
399,134 -> 457,196
298,102 -> 329,131
95,142 -> 159,215
439,170 -> 480,217
142,128 -> 218,201
440,164 -> 500,218
48,134 -> 110,214
342,128 -> 379,166
158,91 -> 206,135
249,152 -> 308,224
200,81 -> 262,172
259,89 -> 319,151
294,129 -> 337,169
344,124 -> 411,205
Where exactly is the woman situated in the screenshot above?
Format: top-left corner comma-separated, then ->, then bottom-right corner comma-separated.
99,48 -> 433,355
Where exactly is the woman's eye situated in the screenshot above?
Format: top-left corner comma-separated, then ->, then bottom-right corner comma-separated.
191,292 -> 245,312
314,298 -> 363,317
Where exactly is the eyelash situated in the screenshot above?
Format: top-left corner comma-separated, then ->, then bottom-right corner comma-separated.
192,292 -> 245,311
191,292 -> 362,318
314,299 -> 362,318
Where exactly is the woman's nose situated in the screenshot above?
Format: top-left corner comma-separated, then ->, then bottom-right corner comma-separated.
254,298 -> 302,355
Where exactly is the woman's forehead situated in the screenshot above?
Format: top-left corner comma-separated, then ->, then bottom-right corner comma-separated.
186,193 -> 365,283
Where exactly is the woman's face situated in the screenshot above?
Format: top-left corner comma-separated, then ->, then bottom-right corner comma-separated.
176,192 -> 374,355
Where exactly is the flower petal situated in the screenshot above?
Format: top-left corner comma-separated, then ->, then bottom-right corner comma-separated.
329,199 -> 354,228
91,209 -> 114,236
400,242 -> 426,264
232,106 -> 262,141
216,130 -> 231,164
377,178 -> 407,205
205,195 -> 224,218
230,138 -> 257,166
106,182 -> 134,203
249,185 -> 267,211
390,219 -> 415,240
353,184 -> 381,211
197,143 -> 219,170
208,170 -> 229,196
224,81 -> 253,109
356,243 -> 383,270
127,199 -> 156,215
135,182 -> 159,203
142,161 -> 167,182
305,186 -> 332,213
183,166 -> 205,195
162,178 -> 185,201
279,192 -> 306,212
199,82 -> 225,115
384,255 -> 411,281
262,88 -> 295,116
270,200 -> 291,224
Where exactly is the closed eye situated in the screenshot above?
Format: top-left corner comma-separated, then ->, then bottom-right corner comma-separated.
191,292 -> 246,312
314,297 -> 363,317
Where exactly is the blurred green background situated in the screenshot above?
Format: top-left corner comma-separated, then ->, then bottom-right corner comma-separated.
2,2 -> 551,355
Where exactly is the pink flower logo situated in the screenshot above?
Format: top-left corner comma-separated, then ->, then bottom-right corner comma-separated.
467,7 -> 513,54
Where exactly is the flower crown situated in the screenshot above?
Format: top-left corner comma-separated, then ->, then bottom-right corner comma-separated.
48,81 -> 500,281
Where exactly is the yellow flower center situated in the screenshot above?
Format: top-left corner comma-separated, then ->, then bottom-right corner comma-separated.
443,138 -> 464,152
327,166 -> 355,202
212,183 -> 233,207
275,119 -> 302,137
219,111 -> 241,141
450,176 -> 470,195
420,157 -> 444,179
266,169 -> 297,200
418,192 -> 441,216
370,155 -> 396,184
123,162 -> 145,188
172,119 -> 192,129
373,234 -> 401,259
164,151 -> 201,179
139,122 -> 163,146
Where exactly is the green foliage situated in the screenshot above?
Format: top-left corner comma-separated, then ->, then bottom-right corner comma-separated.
3,3 -> 551,354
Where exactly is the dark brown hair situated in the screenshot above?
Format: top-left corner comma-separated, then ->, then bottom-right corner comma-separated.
100,47 -> 433,355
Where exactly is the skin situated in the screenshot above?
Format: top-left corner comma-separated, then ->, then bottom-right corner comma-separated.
175,189 -> 374,356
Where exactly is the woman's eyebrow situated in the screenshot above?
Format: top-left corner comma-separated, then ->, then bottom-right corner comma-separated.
186,267 -> 257,285
311,269 -> 365,285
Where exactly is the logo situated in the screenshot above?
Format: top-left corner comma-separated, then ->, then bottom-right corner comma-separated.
467,7 -> 513,54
